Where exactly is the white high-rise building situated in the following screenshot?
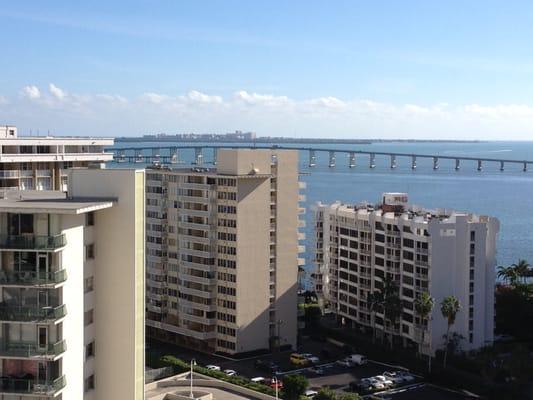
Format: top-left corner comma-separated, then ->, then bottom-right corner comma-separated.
0,168 -> 145,399
145,149 -> 305,355
0,125 -> 113,191
314,193 -> 499,355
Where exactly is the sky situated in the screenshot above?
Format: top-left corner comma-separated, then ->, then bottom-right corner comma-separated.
1,1 -> 533,139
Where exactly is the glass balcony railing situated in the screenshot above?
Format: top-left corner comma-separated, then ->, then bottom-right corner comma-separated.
0,375 -> 66,395
0,235 -> 66,250
0,304 -> 66,322
0,339 -> 66,358
0,269 -> 67,286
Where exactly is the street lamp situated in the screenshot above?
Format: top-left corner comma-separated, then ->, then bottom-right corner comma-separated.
189,358 -> 196,398
272,376 -> 279,400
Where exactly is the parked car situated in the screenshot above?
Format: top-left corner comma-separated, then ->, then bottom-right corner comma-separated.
368,377 -> 386,390
336,358 -> 353,367
395,371 -> 415,382
309,366 -> 325,375
301,353 -> 320,364
251,377 -> 266,384
223,369 -> 237,376
206,365 -> 220,371
374,375 -> 394,387
255,360 -> 281,374
270,378 -> 283,389
305,389 -> 319,398
350,380 -> 372,393
346,354 -> 367,365
383,371 -> 405,384
290,353 -> 310,367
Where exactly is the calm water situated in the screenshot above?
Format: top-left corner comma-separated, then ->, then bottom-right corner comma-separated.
114,140 -> 533,286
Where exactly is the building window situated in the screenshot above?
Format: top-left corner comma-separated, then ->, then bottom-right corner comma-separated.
86,341 -> 95,359
86,244 -> 95,260
86,212 -> 95,226
84,277 -> 94,293
84,375 -> 95,392
84,310 -> 94,326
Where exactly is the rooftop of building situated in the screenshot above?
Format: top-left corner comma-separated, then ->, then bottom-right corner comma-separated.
0,190 -> 115,214
147,165 -> 272,178
318,193 -> 493,224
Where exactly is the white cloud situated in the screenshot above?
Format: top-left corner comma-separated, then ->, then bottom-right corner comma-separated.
22,85 -> 41,100
233,90 -> 291,107
49,83 -> 67,100
4,85 -> 533,139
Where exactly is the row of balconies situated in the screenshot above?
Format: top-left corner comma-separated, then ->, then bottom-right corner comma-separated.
0,269 -> 67,288
0,170 -> 54,179
0,234 -> 66,251
0,375 -> 66,397
0,303 -> 66,323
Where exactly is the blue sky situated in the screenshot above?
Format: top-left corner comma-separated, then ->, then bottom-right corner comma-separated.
1,1 -> 533,139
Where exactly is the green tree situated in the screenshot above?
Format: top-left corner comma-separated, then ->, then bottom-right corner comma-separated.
314,387 -> 337,400
414,292 -> 435,372
282,374 -> 308,400
382,275 -> 402,348
511,259 -> 531,284
304,304 -> 322,328
367,291 -> 382,343
497,265 -> 519,285
440,295 -> 461,368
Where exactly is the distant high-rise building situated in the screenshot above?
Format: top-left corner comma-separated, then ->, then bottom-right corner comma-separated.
0,125 -> 113,191
0,168 -> 145,399
313,193 -> 499,354
145,149 -> 305,355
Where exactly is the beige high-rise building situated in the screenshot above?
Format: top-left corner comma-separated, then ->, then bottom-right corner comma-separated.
0,125 -> 113,191
145,149 -> 305,355
0,168 -> 145,399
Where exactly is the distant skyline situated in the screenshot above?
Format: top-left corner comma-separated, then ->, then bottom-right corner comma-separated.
1,1 -> 533,139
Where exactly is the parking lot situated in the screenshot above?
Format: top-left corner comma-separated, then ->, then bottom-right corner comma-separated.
148,337 -> 475,400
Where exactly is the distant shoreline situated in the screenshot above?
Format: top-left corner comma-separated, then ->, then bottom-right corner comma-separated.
115,137 -> 482,144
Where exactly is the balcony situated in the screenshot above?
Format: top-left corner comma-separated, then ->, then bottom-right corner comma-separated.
0,339 -> 66,360
0,170 -> 20,179
0,269 -> 67,287
0,375 -> 66,396
35,170 -> 52,177
0,304 -> 66,323
0,235 -> 66,251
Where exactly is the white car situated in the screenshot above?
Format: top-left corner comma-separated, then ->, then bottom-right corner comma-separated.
305,389 -> 318,398
301,353 -> 320,364
383,371 -> 405,384
206,365 -> 221,371
251,377 -> 266,384
224,369 -> 237,376
336,358 -> 353,367
368,378 -> 385,390
374,375 -> 394,387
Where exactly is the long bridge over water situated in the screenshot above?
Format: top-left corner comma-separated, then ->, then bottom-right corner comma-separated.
110,145 -> 533,172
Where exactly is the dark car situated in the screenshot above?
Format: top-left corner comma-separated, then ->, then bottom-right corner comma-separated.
349,380 -> 372,393
255,360 -> 281,374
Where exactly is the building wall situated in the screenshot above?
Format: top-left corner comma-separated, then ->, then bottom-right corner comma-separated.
69,168 -> 145,400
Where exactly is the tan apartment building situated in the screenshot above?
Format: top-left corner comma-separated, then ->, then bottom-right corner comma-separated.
145,149 -> 305,355
313,193 -> 499,355
0,168 -> 145,399
0,125 -> 113,191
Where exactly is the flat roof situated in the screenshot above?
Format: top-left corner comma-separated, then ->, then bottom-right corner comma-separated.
0,190 -> 115,214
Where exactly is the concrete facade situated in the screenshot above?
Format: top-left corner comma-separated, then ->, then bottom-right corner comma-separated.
313,193 -> 499,355
0,168 -> 145,399
0,125 -> 113,191
145,149 -> 304,355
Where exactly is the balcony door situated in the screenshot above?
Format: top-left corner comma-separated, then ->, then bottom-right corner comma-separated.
7,214 -> 34,236
38,326 -> 48,351
38,254 -> 48,280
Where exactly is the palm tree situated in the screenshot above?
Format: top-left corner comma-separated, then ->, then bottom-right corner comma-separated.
367,291 -> 382,343
511,259 -> 530,284
440,296 -> 461,369
382,275 -> 402,349
497,265 -> 519,285
414,292 -> 434,373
